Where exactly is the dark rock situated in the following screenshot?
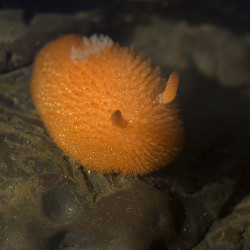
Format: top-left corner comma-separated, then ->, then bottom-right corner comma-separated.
0,9 -> 103,73
194,195 -> 250,250
56,229 -> 101,250
149,240 -> 167,250
132,18 -> 250,87
42,186 -> 81,223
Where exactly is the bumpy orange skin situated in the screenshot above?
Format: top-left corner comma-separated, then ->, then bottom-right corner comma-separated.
31,34 -> 183,176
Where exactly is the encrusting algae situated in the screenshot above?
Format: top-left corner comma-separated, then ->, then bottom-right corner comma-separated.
31,34 -> 183,176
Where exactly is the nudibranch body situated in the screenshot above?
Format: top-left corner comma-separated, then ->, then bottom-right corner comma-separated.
31,34 -> 183,176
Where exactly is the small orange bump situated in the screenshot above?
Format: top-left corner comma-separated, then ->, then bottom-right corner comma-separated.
111,110 -> 128,129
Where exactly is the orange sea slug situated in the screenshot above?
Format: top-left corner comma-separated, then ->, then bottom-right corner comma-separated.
31,34 -> 183,176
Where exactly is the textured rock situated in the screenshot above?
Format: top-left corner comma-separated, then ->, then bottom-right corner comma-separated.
194,194 -> 250,250
0,9 -> 103,73
132,17 -> 250,87
42,185 -> 81,223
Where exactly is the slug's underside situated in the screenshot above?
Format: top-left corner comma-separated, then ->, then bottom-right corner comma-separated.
31,34 -> 183,176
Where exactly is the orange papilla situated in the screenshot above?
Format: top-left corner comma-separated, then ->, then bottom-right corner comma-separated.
31,34 -> 183,176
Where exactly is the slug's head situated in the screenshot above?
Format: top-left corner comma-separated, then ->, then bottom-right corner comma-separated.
109,71 -> 180,129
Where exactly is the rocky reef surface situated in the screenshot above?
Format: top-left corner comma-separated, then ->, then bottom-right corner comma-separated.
0,6 -> 249,250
